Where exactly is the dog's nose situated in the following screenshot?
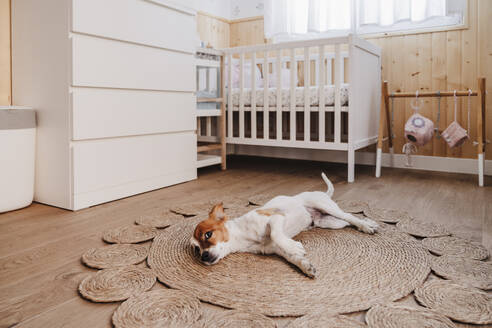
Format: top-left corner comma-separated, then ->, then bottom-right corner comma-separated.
201,251 -> 211,262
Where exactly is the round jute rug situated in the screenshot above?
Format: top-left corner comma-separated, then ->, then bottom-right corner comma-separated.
396,219 -> 450,238
431,255 -> 492,290
112,289 -> 202,328
336,199 -> 369,214
422,236 -> 489,260
363,207 -> 412,223
102,225 -> 158,244
195,310 -> 276,328
376,222 -> 417,244
415,280 -> 492,324
287,313 -> 367,327
365,304 -> 456,328
135,212 -> 185,229
78,266 -> 156,302
148,219 -> 431,316
81,244 -> 148,269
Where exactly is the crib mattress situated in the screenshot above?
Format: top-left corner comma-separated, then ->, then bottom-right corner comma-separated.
230,84 -> 349,107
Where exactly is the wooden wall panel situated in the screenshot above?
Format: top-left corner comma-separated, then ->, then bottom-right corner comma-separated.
214,0 -> 490,160
431,33 -> 448,157
197,12 -> 230,49
0,0 -> 11,105
230,18 -> 265,47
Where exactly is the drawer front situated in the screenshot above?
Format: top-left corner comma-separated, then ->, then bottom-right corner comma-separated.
72,132 -> 197,198
72,0 -> 196,54
72,88 -> 195,140
72,34 -> 195,92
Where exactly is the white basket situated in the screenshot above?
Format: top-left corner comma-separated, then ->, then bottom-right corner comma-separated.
0,106 -> 36,213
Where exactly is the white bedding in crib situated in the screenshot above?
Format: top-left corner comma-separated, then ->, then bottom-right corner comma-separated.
230,84 -> 349,107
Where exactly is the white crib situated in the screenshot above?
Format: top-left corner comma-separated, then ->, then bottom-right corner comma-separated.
198,35 -> 381,182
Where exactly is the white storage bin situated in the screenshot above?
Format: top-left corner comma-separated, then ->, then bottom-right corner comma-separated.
0,107 -> 36,212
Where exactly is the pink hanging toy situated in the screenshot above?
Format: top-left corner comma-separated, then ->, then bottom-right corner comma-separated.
404,91 -> 434,146
441,90 -> 470,148
402,91 -> 434,166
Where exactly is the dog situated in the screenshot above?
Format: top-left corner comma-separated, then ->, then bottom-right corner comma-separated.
190,173 -> 378,278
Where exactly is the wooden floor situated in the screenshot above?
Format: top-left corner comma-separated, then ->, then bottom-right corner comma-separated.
0,156 -> 491,328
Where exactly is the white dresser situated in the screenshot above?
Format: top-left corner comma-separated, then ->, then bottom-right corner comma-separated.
11,0 -> 198,210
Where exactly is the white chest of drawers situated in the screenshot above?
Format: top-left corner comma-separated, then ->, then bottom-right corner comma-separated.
12,0 -> 198,210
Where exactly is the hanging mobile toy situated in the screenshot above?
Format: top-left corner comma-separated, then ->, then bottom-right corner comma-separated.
402,91 -> 434,167
441,90 -> 470,148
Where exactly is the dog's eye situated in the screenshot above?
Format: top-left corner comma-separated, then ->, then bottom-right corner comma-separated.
205,231 -> 213,240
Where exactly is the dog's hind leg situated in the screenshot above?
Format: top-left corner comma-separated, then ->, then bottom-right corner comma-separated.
268,216 -> 317,278
313,215 -> 350,229
305,195 -> 378,234
323,207 -> 378,234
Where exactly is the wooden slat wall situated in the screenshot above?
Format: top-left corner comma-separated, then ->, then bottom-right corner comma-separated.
197,0 -> 491,160
0,0 -> 11,106
230,17 -> 265,47
197,12 -> 230,49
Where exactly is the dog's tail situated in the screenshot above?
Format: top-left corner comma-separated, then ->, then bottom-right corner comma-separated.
321,172 -> 334,197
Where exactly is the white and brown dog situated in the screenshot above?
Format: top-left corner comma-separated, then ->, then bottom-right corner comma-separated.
191,173 -> 378,278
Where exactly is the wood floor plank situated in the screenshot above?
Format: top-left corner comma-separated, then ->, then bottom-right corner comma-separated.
0,262 -> 91,327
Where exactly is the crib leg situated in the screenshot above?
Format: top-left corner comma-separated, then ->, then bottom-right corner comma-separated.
375,148 -> 382,178
348,148 -> 355,183
478,153 -> 484,187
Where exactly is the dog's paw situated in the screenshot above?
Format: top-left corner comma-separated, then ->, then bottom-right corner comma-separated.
301,261 -> 317,279
365,218 -> 379,231
358,220 -> 379,234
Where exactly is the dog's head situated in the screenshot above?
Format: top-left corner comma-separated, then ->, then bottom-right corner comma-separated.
190,203 -> 229,265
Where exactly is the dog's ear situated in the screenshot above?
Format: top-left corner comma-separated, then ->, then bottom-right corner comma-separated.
209,203 -> 226,221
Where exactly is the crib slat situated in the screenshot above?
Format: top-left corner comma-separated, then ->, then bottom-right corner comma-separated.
227,54 -> 233,138
197,117 -> 201,136
251,52 -> 257,140
276,49 -> 282,140
206,67 -> 210,92
334,44 -> 341,144
327,56 -> 333,85
206,116 -> 212,136
290,48 -> 296,141
264,51 -> 269,139
304,47 -> 310,142
318,45 -> 325,143
239,53 -> 245,139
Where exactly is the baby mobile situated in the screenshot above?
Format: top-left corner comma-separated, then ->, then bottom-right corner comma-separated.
376,78 -> 487,187
399,89 -> 472,167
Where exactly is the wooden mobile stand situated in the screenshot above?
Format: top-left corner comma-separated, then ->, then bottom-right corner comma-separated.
376,78 -> 487,187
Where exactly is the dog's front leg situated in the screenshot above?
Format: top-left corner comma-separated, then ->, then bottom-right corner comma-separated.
268,216 -> 317,278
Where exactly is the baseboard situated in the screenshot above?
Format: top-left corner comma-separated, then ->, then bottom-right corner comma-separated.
234,145 -> 492,176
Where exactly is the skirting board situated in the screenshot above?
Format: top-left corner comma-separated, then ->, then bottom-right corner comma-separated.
233,145 -> 492,177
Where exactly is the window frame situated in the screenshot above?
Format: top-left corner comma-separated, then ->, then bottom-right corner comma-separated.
269,0 -> 470,43
357,0 -> 469,38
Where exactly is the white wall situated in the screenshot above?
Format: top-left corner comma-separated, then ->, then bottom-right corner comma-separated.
196,0 -> 231,19
230,0 -> 264,19
198,0 -> 264,20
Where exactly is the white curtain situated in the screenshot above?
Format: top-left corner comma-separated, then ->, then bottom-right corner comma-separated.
265,0 -> 447,39
264,0 -> 352,39
359,0 -> 446,26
